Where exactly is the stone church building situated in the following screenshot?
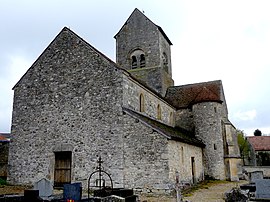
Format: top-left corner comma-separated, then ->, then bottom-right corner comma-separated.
8,9 -> 241,193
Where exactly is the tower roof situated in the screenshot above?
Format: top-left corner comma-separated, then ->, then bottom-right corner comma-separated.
114,8 -> 172,45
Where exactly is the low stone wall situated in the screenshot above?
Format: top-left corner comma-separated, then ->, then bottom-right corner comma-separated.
243,166 -> 270,177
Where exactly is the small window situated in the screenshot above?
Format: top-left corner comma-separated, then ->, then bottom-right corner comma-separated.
181,146 -> 184,163
139,93 -> 145,112
140,54 -> 145,68
162,52 -> 168,72
169,112 -> 174,125
130,49 -> 145,69
157,104 -> 161,120
214,144 -> 217,150
214,107 -> 217,113
131,56 -> 137,69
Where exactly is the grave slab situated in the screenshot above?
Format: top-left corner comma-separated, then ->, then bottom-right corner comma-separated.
255,179 -> 270,200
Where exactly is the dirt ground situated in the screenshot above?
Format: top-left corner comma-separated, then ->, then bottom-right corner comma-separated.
140,180 -> 248,202
0,185 -> 28,195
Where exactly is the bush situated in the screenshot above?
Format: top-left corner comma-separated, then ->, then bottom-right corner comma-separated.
0,177 -> 7,185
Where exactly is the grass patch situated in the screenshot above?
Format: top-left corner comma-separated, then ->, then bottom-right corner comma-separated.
182,180 -> 229,197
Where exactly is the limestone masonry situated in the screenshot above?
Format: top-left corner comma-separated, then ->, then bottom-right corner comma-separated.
8,8 -> 241,194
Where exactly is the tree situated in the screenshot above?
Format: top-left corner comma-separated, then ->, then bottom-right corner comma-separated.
237,130 -> 250,165
254,129 -> 262,136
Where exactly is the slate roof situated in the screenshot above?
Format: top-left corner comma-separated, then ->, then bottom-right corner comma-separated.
165,80 -> 223,109
123,107 -> 205,147
247,136 -> 270,151
114,8 -> 173,45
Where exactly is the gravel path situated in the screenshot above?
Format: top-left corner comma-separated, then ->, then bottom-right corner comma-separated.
183,180 -> 248,202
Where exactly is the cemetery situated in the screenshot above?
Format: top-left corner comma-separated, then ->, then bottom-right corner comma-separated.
0,157 -> 137,202
225,171 -> 270,201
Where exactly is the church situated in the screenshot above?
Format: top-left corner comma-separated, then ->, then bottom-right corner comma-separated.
8,8 -> 241,193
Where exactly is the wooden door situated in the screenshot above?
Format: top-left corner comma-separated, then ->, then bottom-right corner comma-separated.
54,151 -> 72,187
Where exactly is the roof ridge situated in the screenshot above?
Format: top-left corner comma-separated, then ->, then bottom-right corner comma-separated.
13,27 -> 124,89
114,8 -> 172,45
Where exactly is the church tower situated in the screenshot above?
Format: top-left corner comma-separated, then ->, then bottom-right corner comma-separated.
114,8 -> 174,96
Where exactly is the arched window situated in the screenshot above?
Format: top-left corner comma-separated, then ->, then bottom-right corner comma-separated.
157,104 -> 161,120
130,49 -> 146,69
131,56 -> 137,69
140,54 -> 145,68
139,93 -> 145,112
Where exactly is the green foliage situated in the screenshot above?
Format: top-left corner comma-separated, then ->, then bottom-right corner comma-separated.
0,177 -> 7,185
256,152 -> 270,166
237,130 -> 250,163
254,129 -> 262,136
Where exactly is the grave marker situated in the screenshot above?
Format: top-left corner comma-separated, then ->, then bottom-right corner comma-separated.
33,178 -> 53,200
255,179 -> 270,200
63,182 -> 82,202
249,171 -> 263,183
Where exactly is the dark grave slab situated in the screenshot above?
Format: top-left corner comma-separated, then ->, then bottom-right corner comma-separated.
255,179 -> 270,200
63,183 -> 82,202
24,190 -> 41,202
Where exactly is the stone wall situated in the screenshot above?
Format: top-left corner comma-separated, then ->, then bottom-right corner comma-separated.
9,28 -> 125,187
168,140 -> 204,184
243,166 -> 270,178
193,102 -> 226,180
122,73 -> 175,127
175,109 -> 194,132
121,114 -> 171,194
115,9 -> 168,71
115,9 -> 173,96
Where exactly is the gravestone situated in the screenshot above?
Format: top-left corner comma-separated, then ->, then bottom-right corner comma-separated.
63,182 -> 82,202
255,179 -> 270,199
249,171 -> 263,183
34,178 -> 53,200
24,189 -> 40,202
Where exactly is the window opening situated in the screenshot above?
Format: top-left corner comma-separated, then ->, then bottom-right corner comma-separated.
162,52 -> 168,72
139,94 -> 145,112
131,56 -> 137,69
157,104 -> 161,120
140,54 -> 145,68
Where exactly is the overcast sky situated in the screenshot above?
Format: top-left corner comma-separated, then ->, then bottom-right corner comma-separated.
1,0 -> 270,136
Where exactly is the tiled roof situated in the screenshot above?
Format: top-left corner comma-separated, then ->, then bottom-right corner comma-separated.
165,80 -> 223,109
0,133 -> 10,142
123,107 -> 205,147
247,136 -> 270,151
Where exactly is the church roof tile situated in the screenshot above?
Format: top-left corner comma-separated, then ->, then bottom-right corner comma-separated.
165,80 -> 223,109
248,136 -> 270,151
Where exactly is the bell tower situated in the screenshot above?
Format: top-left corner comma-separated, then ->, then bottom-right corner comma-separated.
114,8 -> 174,96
